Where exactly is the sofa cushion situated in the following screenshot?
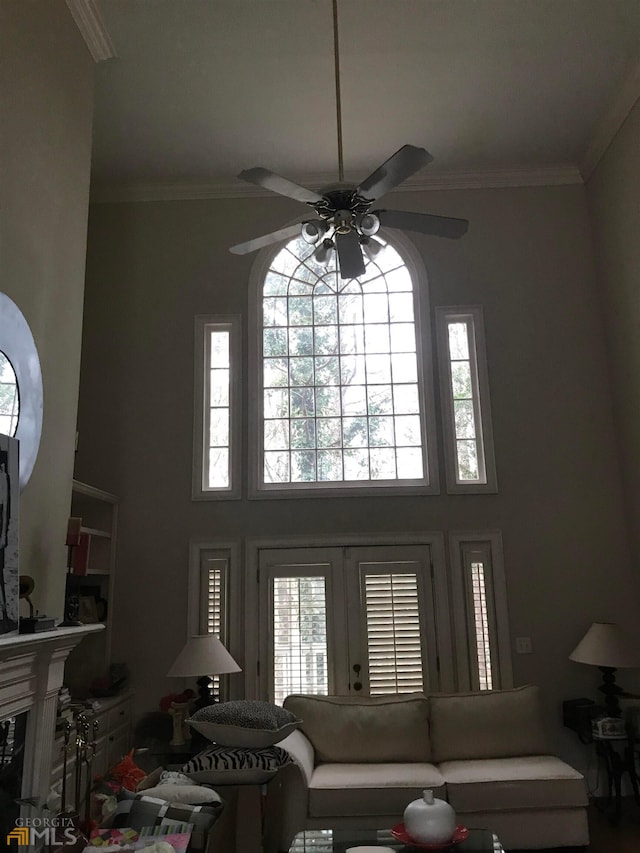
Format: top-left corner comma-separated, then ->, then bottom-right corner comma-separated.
439,756 -> 588,812
308,762 -> 445,818
429,685 -> 550,762
283,693 -> 430,763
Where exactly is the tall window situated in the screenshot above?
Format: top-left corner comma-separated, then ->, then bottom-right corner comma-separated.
189,543 -> 236,700
193,316 -> 241,500
252,234 -> 437,495
449,532 -> 513,691
436,306 -> 497,493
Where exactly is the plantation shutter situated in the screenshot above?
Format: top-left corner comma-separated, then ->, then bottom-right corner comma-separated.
272,575 -> 329,705
200,555 -> 227,695
363,570 -> 424,695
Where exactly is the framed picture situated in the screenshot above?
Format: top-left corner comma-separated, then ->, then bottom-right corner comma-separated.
79,595 -> 99,624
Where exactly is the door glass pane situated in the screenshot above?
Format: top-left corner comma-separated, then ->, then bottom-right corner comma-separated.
273,576 -> 328,704
363,572 -> 424,694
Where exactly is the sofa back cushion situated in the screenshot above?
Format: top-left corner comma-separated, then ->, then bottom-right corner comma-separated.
429,685 -> 550,762
283,693 -> 431,763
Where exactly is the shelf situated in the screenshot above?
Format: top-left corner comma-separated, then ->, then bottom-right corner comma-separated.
72,480 -> 118,504
66,480 -> 119,694
81,526 -> 111,539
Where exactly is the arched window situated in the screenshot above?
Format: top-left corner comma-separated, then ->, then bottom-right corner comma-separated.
250,232 -> 438,496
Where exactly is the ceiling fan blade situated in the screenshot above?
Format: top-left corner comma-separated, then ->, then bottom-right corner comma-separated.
376,209 -> 469,239
238,167 -> 324,204
229,222 -> 302,255
335,231 -> 366,280
356,145 -> 434,202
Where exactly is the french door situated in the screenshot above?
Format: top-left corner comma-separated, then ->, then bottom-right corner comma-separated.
257,543 -> 444,703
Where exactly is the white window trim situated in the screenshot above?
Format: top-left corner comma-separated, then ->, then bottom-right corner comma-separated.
449,530 -> 513,691
247,230 -> 440,499
244,531 -> 453,700
192,314 -> 242,500
187,539 -> 243,700
435,305 -> 497,493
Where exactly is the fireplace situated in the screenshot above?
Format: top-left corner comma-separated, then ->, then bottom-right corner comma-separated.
0,711 -> 27,840
0,624 -> 102,837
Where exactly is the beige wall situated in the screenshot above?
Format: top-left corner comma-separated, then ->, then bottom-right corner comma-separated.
586,98 -> 640,560
78,183 -> 637,769
0,1 -> 94,617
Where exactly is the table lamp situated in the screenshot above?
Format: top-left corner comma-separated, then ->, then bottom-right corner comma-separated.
569,621 -> 638,717
167,635 -> 241,745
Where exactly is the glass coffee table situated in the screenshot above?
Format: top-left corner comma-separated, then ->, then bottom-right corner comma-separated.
288,827 -> 504,852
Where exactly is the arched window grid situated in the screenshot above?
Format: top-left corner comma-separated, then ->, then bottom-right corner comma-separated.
250,229 -> 439,497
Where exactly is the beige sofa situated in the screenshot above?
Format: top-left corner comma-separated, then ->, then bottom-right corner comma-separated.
262,687 -> 589,852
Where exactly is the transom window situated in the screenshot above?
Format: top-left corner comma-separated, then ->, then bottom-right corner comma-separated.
257,234 -> 433,493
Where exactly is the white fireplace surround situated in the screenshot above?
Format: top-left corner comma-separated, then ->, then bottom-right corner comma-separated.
0,624 -> 103,808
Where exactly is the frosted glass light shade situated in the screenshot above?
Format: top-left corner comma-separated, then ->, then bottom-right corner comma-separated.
167,635 -> 241,677
569,622 -> 638,669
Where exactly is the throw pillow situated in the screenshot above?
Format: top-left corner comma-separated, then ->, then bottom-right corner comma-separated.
106,795 -> 223,853
139,784 -> 221,805
182,744 -> 290,785
186,700 -> 301,747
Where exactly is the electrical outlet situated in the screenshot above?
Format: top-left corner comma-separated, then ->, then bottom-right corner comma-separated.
515,636 -> 532,654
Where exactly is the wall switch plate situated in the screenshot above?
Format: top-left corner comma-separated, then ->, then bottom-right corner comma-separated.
515,636 -> 533,654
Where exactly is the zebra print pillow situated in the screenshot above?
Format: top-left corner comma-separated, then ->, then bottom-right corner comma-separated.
182,744 -> 291,784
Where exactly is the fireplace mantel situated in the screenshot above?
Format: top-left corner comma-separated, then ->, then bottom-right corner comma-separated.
0,624 -> 104,808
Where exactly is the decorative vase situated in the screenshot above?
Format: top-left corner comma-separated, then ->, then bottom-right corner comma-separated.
403,789 -> 456,844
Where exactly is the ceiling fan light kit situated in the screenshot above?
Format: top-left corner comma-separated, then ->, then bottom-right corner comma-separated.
229,1 -> 469,280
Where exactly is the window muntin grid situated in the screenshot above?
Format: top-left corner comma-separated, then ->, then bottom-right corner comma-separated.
446,320 -> 482,481
0,352 -> 19,438
261,236 -> 426,487
206,329 -> 231,489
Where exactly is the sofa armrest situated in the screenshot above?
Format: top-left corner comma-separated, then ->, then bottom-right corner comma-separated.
278,729 -> 315,786
262,731 -> 315,853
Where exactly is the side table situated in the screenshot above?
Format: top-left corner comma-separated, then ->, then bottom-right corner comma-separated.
150,740 -> 202,769
593,731 -> 640,821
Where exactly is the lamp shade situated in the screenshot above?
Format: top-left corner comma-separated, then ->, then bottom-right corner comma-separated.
569,622 -> 638,669
167,635 -> 241,678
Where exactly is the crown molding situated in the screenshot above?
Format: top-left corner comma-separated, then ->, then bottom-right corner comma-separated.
581,56 -> 640,181
66,0 -> 116,62
90,164 -> 582,204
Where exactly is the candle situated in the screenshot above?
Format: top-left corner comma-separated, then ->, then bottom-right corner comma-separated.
66,517 -> 82,546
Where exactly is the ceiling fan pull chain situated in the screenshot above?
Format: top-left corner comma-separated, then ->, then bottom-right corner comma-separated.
332,0 -> 344,183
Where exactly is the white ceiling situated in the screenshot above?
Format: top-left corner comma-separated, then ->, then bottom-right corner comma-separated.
90,0 -> 640,198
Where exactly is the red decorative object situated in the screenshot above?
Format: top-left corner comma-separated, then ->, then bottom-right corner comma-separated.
94,749 -> 146,793
71,532 -> 91,576
391,824 -> 470,849
159,689 -> 195,714
66,517 -> 83,546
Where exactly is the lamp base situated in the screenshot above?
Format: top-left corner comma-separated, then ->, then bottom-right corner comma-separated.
169,700 -> 191,746
597,666 -> 623,717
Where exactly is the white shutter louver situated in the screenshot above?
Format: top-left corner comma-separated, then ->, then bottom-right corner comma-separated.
273,576 -> 328,705
200,557 -> 227,696
364,572 -> 424,695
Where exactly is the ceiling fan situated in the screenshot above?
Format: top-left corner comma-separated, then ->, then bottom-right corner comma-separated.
229,2 -> 468,281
